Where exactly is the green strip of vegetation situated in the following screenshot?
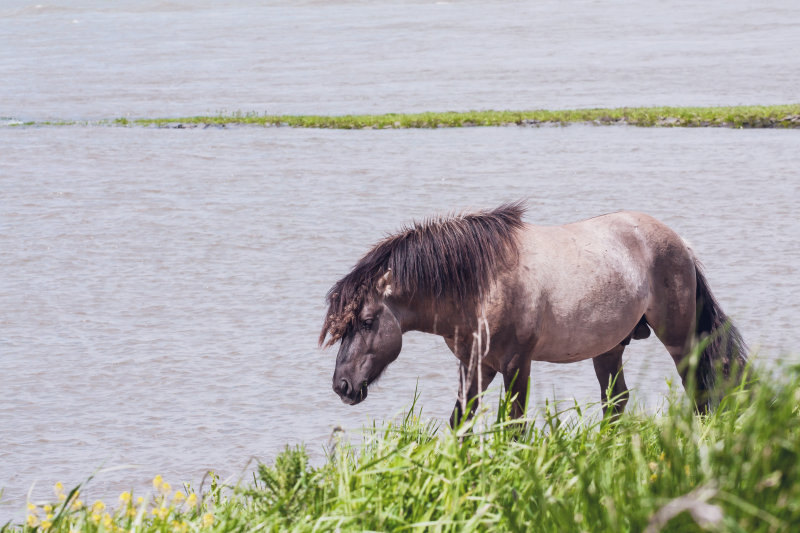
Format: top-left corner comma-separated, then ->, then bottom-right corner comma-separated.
128,104 -> 800,129
8,366 -> 800,532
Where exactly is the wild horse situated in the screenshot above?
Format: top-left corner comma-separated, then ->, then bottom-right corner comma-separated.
320,203 -> 747,424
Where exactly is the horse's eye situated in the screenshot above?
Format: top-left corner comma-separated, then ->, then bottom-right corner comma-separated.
362,319 -> 374,331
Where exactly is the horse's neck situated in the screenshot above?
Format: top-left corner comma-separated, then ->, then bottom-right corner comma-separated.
392,296 -> 478,339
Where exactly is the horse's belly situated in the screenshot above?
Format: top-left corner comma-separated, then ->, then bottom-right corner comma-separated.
530,268 -> 649,362
533,330 -> 630,362
534,314 -> 642,362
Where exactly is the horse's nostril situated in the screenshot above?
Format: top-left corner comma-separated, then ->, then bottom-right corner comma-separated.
339,379 -> 350,396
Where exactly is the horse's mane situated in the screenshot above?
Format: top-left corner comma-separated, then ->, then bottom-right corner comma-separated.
319,201 -> 526,346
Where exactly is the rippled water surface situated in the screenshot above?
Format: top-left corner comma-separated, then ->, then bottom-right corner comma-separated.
2,0 -> 800,522
2,0 -> 800,121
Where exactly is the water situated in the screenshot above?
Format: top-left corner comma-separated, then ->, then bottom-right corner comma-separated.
2,0 -> 800,522
2,0 -> 800,121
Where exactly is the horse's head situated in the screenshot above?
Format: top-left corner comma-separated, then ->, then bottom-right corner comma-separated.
332,270 -> 402,405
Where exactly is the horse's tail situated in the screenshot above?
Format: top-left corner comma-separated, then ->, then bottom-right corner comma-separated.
693,259 -> 748,408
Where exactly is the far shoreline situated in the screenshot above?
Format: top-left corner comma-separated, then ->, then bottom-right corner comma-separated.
6,104 -> 800,130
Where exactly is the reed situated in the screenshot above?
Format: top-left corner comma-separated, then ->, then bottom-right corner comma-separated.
7,364 -> 799,532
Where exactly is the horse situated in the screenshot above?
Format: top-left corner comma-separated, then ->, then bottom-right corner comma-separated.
320,202 -> 747,425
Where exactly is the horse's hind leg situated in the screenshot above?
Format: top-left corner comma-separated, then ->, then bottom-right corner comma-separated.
643,255 -> 700,406
592,344 -> 629,417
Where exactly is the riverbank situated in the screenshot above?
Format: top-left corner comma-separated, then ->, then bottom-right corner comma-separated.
10,366 -> 800,532
7,104 -> 800,130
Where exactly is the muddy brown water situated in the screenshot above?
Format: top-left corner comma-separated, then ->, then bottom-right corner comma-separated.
2,0 -> 800,522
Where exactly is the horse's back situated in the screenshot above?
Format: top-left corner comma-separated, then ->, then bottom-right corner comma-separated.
520,210 -> 677,289
556,210 -> 691,270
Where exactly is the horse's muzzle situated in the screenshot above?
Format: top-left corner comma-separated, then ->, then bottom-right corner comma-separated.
333,378 -> 368,405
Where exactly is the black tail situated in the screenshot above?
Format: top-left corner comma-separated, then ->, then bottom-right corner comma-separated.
693,260 -> 748,408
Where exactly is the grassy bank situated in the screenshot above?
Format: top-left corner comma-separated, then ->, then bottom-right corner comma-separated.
127,104 -> 800,129
8,105 -> 799,130
8,367 -> 800,532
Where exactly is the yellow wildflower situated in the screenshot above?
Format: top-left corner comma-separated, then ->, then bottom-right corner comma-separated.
46,513 -> 54,521
650,473 -> 658,482
153,475 -> 163,490
102,512 -> 113,528
658,452 -> 666,461
44,504 -> 53,513
161,482 -> 172,496
72,499 -> 84,511
127,508 -> 137,518
27,503 -> 37,512
186,493 -> 197,508
41,520 -> 52,530
173,491 -> 185,503
92,500 -> 106,513
137,496 -> 145,506
91,513 -> 101,524
119,491 -> 132,505
54,482 -> 64,495
202,512 -> 215,527
58,493 -> 67,501
26,514 -> 40,527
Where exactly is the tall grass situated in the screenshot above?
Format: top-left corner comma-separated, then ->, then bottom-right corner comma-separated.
238,369 -> 799,532
9,364 -> 799,532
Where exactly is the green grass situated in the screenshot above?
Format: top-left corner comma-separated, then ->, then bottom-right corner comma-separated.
6,104 -> 800,130
7,364 -> 800,532
129,104 -> 800,129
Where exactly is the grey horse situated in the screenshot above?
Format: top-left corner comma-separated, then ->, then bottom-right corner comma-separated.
321,202 -> 747,424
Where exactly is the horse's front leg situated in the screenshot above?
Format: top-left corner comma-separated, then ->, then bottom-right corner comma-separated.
502,359 -> 531,419
592,343 -> 629,418
450,363 -> 497,427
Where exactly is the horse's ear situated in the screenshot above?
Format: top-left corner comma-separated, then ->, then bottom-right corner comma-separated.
376,269 -> 393,297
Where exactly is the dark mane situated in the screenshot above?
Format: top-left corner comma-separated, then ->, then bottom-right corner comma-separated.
319,201 -> 526,346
